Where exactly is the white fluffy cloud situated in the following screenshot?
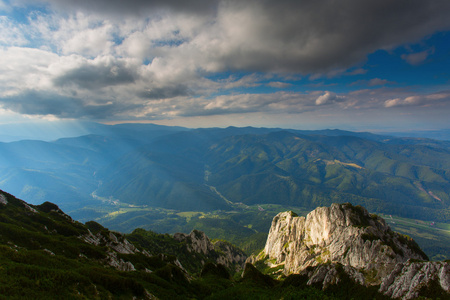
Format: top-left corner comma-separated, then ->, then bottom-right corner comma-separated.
384,92 -> 450,108
315,92 -> 344,106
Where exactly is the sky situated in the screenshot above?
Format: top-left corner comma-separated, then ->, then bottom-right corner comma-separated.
1,0 -> 450,133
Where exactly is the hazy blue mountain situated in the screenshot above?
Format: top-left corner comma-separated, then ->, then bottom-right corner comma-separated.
0,123 -> 449,222
379,129 -> 450,141
93,127 -> 450,221
0,120 -> 109,142
0,123 -> 188,210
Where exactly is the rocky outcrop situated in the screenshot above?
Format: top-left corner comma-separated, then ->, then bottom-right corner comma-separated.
298,263 -> 365,289
252,203 -> 450,298
81,229 -> 141,271
214,240 -> 248,272
379,260 -> 450,299
174,229 -> 247,272
260,203 -> 427,283
174,230 -> 214,255
82,229 -> 138,254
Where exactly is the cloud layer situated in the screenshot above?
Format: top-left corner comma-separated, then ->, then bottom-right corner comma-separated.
0,0 -> 450,123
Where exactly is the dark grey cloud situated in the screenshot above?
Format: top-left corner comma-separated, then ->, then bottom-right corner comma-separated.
207,0 -> 450,73
53,59 -> 137,90
0,90 -> 141,119
24,0 -> 450,74
138,85 -> 191,99
37,0 -> 219,16
0,90 -> 85,117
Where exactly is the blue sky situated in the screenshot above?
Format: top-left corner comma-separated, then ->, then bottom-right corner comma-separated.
0,0 -> 450,133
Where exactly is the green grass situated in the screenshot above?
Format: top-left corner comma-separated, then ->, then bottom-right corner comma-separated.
379,213 -> 450,260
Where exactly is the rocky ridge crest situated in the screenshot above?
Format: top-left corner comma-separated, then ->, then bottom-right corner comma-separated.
251,203 -> 449,299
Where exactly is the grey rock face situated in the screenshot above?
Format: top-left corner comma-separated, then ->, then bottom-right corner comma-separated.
81,229 -> 138,271
174,230 -> 215,255
174,229 -> 247,272
255,203 -> 450,299
214,240 -> 247,272
262,203 -> 427,283
379,261 -> 450,299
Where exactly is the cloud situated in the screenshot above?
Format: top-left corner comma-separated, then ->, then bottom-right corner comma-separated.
384,92 -> 450,107
0,47 -> 59,95
315,91 -> 344,105
219,74 -> 262,90
367,78 -> 394,86
1,0 -> 450,123
195,0 -> 450,73
38,0 -> 219,17
52,56 -> 138,89
0,90 -> 86,117
186,92 -> 316,116
267,81 -> 292,88
0,89 -> 145,119
25,0 -> 450,74
138,85 -> 191,100
401,47 -> 435,65
0,16 -> 28,46
350,78 -> 395,87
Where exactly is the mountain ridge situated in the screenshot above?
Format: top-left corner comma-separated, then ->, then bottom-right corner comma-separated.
0,188 -> 449,299
1,124 -> 449,225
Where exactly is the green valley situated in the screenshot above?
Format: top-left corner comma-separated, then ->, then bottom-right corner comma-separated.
1,124 -> 450,261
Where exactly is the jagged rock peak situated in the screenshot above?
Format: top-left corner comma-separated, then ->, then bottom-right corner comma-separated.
260,203 -> 428,283
174,229 -> 214,255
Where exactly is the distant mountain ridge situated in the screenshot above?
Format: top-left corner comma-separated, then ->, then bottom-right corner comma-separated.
96,127 -> 450,221
0,124 -> 449,223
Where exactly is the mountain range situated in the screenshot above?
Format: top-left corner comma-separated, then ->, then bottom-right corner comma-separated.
1,123 -> 448,223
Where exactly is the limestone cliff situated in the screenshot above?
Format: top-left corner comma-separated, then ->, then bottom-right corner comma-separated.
260,203 -> 427,281
251,203 -> 450,299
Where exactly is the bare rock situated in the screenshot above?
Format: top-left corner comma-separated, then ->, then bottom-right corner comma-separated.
379,260 -> 450,299
174,229 -> 247,272
260,203 -> 427,284
0,193 -> 8,205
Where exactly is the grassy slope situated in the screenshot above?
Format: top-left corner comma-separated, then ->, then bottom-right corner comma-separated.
1,189 -> 390,299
